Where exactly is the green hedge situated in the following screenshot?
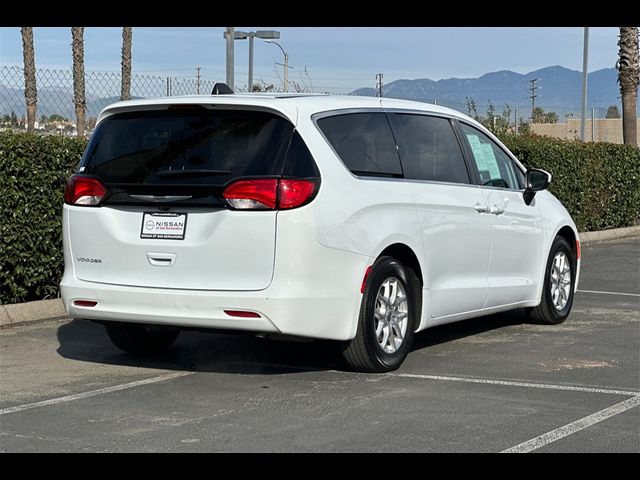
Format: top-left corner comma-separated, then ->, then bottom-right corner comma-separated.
501,135 -> 640,232
0,132 -> 87,304
0,131 -> 638,304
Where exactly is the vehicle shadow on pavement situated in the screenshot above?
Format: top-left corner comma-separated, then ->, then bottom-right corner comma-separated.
56,311 -> 527,375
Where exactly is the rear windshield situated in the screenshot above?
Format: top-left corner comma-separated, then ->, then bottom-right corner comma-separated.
80,108 -> 294,185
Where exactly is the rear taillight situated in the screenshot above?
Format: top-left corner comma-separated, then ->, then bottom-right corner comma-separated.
223,179 -> 278,210
64,175 -> 107,206
223,178 -> 317,210
278,179 -> 317,209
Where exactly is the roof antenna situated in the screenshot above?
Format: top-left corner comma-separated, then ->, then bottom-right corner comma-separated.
211,82 -> 234,95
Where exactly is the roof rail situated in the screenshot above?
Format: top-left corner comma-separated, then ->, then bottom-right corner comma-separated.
211,83 -> 234,95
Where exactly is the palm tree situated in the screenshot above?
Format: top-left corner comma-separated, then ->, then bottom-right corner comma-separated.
20,27 -> 37,133
120,27 -> 133,101
71,27 -> 86,137
617,27 -> 639,147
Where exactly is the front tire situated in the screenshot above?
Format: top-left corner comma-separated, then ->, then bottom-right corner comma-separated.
105,323 -> 180,354
528,236 -> 576,325
342,256 -> 419,373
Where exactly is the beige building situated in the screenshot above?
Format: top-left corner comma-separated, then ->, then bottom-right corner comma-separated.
530,118 -> 640,144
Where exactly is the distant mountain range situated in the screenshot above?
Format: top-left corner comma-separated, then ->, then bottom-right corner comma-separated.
0,86 -> 140,120
351,66 -> 626,111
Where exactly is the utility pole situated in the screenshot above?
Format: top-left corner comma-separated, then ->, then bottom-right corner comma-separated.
529,78 -> 539,120
196,66 -> 201,94
580,27 -> 590,142
376,73 -> 383,98
284,52 -> 289,93
224,27 -> 234,88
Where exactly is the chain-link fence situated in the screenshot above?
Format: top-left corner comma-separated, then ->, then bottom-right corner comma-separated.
0,65 -> 219,121
1,65 -> 630,143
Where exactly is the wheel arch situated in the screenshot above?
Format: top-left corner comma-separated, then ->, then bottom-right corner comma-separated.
535,222 -> 580,303
378,243 -> 424,288
556,225 -> 577,255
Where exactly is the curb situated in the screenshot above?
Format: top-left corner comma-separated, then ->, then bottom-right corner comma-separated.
1,227 -> 638,330
579,225 -> 640,245
1,298 -> 67,329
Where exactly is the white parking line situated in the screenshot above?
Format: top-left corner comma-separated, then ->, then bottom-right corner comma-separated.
501,395 -> 640,453
0,372 -> 194,416
392,373 -> 640,397
577,289 -> 640,298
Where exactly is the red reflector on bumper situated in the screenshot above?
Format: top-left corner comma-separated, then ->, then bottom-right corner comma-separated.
576,239 -> 581,260
73,300 -> 97,307
361,266 -> 373,294
224,310 -> 261,318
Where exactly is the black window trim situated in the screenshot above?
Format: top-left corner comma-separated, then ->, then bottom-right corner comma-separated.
385,110 -> 474,187
312,108 -> 406,181
454,119 -> 527,192
314,108 -> 478,188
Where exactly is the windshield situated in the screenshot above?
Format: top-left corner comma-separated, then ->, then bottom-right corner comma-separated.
80,107 -> 294,186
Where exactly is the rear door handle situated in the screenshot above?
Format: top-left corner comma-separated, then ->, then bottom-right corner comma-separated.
146,252 -> 177,267
473,204 -> 491,214
490,205 -> 505,215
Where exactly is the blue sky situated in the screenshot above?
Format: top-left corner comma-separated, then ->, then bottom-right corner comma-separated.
0,27 -> 620,92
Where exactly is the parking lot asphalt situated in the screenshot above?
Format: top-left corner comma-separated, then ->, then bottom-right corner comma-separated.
1,237 -> 638,452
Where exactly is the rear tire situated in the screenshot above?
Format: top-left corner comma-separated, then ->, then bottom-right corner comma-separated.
105,323 -> 180,354
342,256 -> 419,373
527,236 -> 576,325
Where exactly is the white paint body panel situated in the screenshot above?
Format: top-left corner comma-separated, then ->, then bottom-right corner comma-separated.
68,206 -> 277,291
61,94 -> 579,341
407,182 -> 491,318
481,188 -> 544,307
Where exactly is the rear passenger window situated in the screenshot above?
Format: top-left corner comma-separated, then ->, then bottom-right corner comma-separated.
316,113 -> 403,177
389,114 -> 470,184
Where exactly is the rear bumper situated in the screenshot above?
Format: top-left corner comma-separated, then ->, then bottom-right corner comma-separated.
60,247 -> 371,341
61,277 -> 280,333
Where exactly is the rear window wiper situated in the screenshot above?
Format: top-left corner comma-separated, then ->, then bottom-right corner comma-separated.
155,169 -> 232,178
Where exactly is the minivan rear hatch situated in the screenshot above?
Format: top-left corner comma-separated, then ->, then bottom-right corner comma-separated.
67,105 -> 295,291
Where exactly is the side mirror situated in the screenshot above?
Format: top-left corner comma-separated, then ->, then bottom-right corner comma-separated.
523,168 -> 551,205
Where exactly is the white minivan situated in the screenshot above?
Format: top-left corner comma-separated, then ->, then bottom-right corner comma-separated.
60,93 -> 580,372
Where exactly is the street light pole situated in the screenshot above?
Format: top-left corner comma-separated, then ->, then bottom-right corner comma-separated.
580,27 -> 590,142
233,30 -> 280,92
266,40 -> 288,92
224,27 -> 234,88
248,34 -> 254,92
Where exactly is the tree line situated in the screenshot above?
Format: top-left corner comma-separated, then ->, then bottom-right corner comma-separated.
19,27 -> 133,137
